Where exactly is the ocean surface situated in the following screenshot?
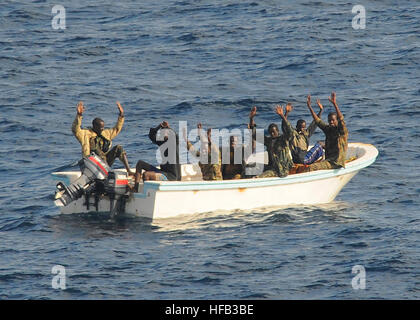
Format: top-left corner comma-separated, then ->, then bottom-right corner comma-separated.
0,0 -> 419,299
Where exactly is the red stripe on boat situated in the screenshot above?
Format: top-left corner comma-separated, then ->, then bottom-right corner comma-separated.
116,180 -> 128,185
89,156 -> 108,175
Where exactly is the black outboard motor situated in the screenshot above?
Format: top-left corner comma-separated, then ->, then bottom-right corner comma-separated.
54,153 -> 110,207
105,171 -> 130,217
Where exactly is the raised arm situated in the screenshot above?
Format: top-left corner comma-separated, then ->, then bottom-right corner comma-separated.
249,106 -> 257,128
149,122 -> 164,145
104,101 -> 125,140
316,99 -> 324,118
184,124 -> 201,157
308,94 -> 329,132
116,101 -> 124,117
149,121 -> 178,147
306,95 -> 320,122
328,92 -> 343,119
248,106 -> 257,153
281,103 -> 296,139
276,105 -> 294,141
329,92 -> 347,136
307,99 -> 324,136
284,102 -> 293,120
72,101 -> 86,142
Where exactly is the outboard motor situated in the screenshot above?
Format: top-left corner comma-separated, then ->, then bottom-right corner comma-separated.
54,153 -> 110,207
105,171 -> 129,217
54,153 -> 130,216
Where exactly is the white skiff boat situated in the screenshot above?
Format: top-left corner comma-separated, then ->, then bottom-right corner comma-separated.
51,142 -> 378,219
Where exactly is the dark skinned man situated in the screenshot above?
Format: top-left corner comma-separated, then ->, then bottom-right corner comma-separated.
133,121 -> 181,192
256,105 -> 294,178
282,99 -> 324,165
183,123 -> 223,181
72,101 -> 133,175
304,92 -> 348,172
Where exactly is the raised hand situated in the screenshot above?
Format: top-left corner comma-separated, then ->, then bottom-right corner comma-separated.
249,106 -> 257,119
116,101 -> 124,116
328,92 -> 337,106
275,105 -> 284,117
306,95 -> 319,121
316,99 -> 324,111
77,101 -> 85,115
286,102 -> 293,113
328,91 -> 343,118
161,121 -> 169,128
307,94 -> 311,108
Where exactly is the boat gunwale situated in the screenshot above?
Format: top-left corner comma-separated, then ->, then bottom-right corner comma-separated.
135,143 -> 379,193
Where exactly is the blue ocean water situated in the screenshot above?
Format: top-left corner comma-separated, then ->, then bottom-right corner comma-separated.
0,0 -> 419,299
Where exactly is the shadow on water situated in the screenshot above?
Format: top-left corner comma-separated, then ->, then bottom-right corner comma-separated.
46,212 -> 158,239
43,200 -> 368,241
151,200 -> 365,232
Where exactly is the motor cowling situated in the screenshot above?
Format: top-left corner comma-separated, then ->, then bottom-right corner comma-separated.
54,153 -> 111,207
105,171 -> 129,196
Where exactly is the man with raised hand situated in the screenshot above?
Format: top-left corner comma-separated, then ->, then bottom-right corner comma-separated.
72,101 -> 133,175
221,106 -> 258,179
283,99 -> 324,165
305,92 -> 348,172
183,123 -> 223,181
133,121 -> 181,191
256,105 -> 294,178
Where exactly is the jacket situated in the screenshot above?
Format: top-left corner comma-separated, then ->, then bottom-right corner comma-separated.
72,114 -> 124,157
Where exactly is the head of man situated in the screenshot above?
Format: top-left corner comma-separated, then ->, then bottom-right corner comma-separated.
92,118 -> 105,135
328,112 -> 339,127
296,119 -> 306,133
268,123 -> 279,138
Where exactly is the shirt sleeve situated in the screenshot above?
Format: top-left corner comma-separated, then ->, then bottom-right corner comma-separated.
243,125 -> 257,153
148,125 -> 161,145
307,119 -> 318,137
103,115 -> 124,140
315,118 -> 328,133
281,119 -> 295,141
338,116 -> 348,136
71,114 -> 85,143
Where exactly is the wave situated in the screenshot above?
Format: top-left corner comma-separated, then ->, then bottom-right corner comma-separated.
0,219 -> 37,232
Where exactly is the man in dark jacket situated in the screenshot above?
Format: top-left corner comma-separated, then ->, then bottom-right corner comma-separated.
133,121 -> 181,191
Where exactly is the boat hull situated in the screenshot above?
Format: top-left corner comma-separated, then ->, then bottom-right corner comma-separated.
53,143 -> 378,219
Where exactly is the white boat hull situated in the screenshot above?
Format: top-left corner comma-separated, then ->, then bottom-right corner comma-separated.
52,143 -> 378,219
